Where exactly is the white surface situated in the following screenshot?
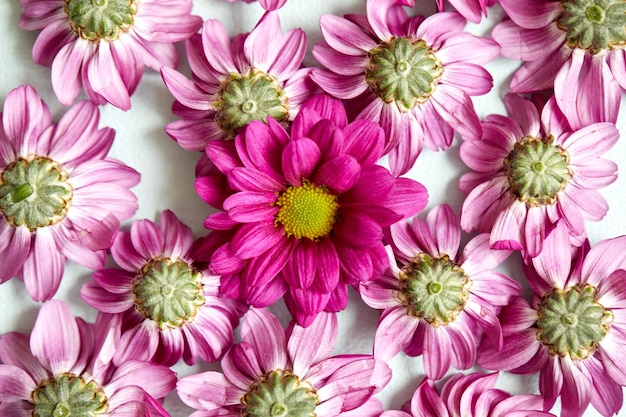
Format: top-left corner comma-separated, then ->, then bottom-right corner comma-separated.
1,1 -> 625,416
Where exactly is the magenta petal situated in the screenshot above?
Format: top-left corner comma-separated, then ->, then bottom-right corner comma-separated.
231,222 -> 283,259
586,355 -> 624,417
423,325 -> 452,380
282,138 -> 322,185
283,240 -> 316,289
241,309 -> 288,372
560,356 -> 592,417
81,282 -> 134,313
427,204 -> 460,257
223,192 -> 278,223
314,155 -> 360,193
599,335 -> 626,386
341,119 -> 384,164
478,328 -> 540,372
411,379 -> 450,417
312,237 -> 340,293
113,321 -> 159,366
335,212 -> 383,248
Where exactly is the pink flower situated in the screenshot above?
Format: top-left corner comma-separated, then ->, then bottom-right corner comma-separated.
360,204 -> 519,380
225,0 -> 287,9
0,300 -> 176,416
397,0 -> 498,23
459,93 -> 618,258
161,11 -> 314,152
0,85 -> 140,301
19,0 -> 202,110
493,0 -> 624,127
194,95 -> 428,326
81,210 -> 247,367
381,371 -> 555,417
310,0 -> 499,175
478,222 -> 626,417
177,308 -> 391,416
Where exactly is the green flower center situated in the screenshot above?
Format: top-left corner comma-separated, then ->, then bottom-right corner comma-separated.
399,254 -> 471,327
557,0 -> 626,53
242,370 -> 319,417
366,37 -> 443,112
32,374 -> 108,417
64,0 -> 138,41
274,179 -> 339,240
132,257 -> 206,330
215,69 -> 290,138
0,157 -> 73,231
503,136 -> 572,207
536,285 -> 613,360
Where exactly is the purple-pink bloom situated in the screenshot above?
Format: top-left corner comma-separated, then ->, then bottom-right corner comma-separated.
177,308 -> 390,416
19,0 -> 202,110
225,0 -> 287,10
80,210 -> 246,367
311,0 -> 499,175
360,204 -> 519,380
0,300 -> 176,416
0,85 -> 140,301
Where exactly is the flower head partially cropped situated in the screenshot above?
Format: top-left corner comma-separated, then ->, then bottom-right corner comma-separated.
0,300 -> 176,416
81,210 -> 246,367
177,308 -> 390,417
460,93 -> 618,258
478,223 -> 626,417
360,204 -> 519,380
19,0 -> 202,110
194,95 -> 428,326
311,0 -> 499,175
161,11 -> 313,152
225,0 -> 287,9
0,85 -> 140,301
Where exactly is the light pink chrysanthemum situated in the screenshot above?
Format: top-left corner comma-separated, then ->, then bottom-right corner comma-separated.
0,85 -> 140,301
381,371 -> 556,417
0,300 -> 176,416
360,204 -> 519,380
459,93 -> 618,258
493,0 -> 624,127
161,11 -> 314,152
20,0 -> 202,110
479,223 -> 626,417
177,308 -> 391,417
310,0 -> 499,175
225,0 -> 287,10
194,95 -> 428,326
80,210 -> 247,367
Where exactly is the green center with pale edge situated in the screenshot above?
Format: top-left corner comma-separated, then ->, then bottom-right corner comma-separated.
503,136 -> 572,207
536,285 -> 613,359
242,370 -> 319,417
558,0 -> 626,52
366,37 -> 443,112
64,0 -> 138,41
0,157 -> 73,230
399,254 -> 471,327
32,374 -> 107,417
132,258 -> 206,329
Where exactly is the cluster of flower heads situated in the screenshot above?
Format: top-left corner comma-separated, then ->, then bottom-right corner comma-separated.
1,0 -> 625,416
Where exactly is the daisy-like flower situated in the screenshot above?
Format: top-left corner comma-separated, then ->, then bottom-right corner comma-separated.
360,204 -> 520,380
161,11 -> 314,152
195,95 -> 428,326
0,85 -> 140,301
177,308 -> 391,417
19,0 -> 202,110
80,210 -> 247,367
311,0 -> 499,175
381,371 -> 556,417
0,300 -> 176,416
478,223 -> 626,417
493,0 -> 624,127
225,0 -> 287,10
459,93 -> 618,258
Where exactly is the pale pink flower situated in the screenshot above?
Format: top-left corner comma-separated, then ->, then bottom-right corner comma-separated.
225,0 -> 287,9
177,308 -> 390,416
311,0 -> 499,175
0,300 -> 176,416
360,204 -> 519,380
0,85 -> 140,301
460,93 -> 618,258
20,0 -> 202,110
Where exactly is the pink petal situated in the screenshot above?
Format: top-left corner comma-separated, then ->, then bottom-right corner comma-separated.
81,282 -> 134,313
314,155 -> 361,193
313,42 -> 369,76
441,62 -> 494,96
429,85 -> 481,140
342,119 -> 385,164
478,328 -> 540,371
423,325 -> 452,380
113,321 -> 159,366
86,42 -> 131,110
282,138 -> 321,185
241,309 -> 288,372
489,200 -> 526,251
177,371 -> 244,410
161,67 -> 212,110
0,365 -> 37,403
411,379 -> 449,417
335,212 -> 383,248
493,20 -> 565,61
427,204 -> 460,257
231,222 -> 283,259
2,85 -> 51,155
51,41 -> 89,106
319,14 -> 378,56
310,70 -> 369,99
559,356 -> 592,416
107,361 -> 176,400
288,312 -> 337,376
130,219 -> 165,261
244,11 -> 281,72
366,0 -> 396,40
0,333 -> 47,383
373,307 -> 419,361
22,228 -> 65,302
498,0 -> 561,28
201,19 -> 237,74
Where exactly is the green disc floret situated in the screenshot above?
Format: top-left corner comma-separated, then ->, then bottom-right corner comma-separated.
64,0 -> 138,41
558,0 -> 626,53
32,374 -> 108,417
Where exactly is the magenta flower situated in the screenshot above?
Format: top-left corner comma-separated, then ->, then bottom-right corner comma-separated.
81,210 -> 246,367
161,11 -> 313,152
19,0 -> 201,110
177,308 -> 390,417
0,300 -> 176,416
493,0 -> 624,126
460,93 -> 618,258
311,0 -> 499,175
0,85 -> 140,301
225,0 -> 287,9
478,223 -> 626,417
360,204 -> 519,379
381,372 -> 555,417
